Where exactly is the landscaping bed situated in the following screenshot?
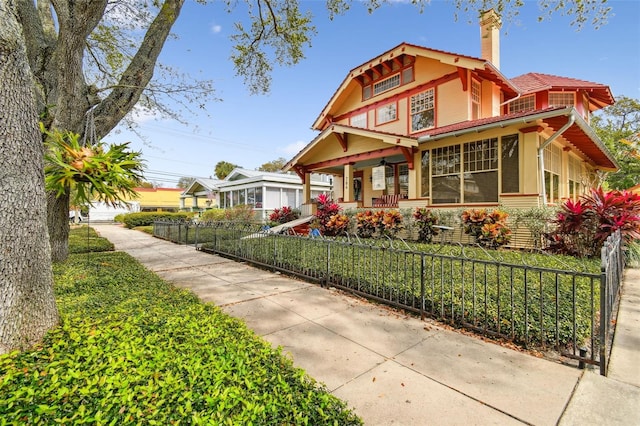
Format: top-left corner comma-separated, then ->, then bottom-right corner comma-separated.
0,228 -> 361,425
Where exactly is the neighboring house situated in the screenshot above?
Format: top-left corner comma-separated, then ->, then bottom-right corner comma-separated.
180,178 -> 224,211
84,187 -> 180,221
132,187 -> 183,212
284,9 -> 617,215
180,168 -> 333,220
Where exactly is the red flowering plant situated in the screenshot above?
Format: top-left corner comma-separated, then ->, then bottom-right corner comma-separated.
268,206 -> 300,225
461,209 -> 511,249
413,207 -> 439,243
314,193 -> 345,236
546,188 -> 640,257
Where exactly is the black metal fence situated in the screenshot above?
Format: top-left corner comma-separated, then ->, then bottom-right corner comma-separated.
153,221 -> 624,375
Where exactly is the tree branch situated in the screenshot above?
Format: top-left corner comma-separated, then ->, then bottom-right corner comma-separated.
93,0 -> 185,138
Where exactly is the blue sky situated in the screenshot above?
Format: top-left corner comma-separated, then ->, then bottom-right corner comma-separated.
107,0 -> 640,187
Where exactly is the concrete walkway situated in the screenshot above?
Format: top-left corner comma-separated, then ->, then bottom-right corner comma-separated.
93,224 -> 640,425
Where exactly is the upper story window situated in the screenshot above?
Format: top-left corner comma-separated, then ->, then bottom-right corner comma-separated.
410,88 -> 435,132
350,112 -> 367,128
373,74 -> 400,96
376,103 -> 397,125
549,92 -> 575,108
471,80 -> 481,120
362,65 -> 414,101
508,95 -> 535,114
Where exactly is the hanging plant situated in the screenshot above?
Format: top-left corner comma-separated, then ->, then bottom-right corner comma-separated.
42,124 -> 145,207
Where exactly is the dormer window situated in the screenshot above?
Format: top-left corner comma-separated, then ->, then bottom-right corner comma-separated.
549,92 -> 575,108
361,58 -> 415,101
508,95 -> 535,114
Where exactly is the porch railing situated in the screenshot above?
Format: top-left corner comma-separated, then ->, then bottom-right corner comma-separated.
153,221 -> 624,375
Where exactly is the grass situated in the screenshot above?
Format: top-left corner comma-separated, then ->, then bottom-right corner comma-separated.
0,227 -> 361,425
200,229 -> 602,352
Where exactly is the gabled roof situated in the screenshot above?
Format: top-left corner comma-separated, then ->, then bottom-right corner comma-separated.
181,178 -> 224,197
284,124 -> 418,172
511,72 -> 614,108
418,106 -> 617,170
312,42 -> 519,130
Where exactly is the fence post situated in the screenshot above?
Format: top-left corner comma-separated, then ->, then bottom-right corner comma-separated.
599,251 -> 607,376
420,253 -> 425,320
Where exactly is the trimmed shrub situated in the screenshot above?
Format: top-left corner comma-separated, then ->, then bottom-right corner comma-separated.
67,226 -> 114,254
201,205 -> 256,223
122,212 -> 191,228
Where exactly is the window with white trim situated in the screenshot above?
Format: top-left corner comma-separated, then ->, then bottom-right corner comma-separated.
410,88 -> 435,132
471,80 -> 481,120
350,112 -> 367,128
544,144 -> 562,203
508,95 -> 535,114
549,92 -> 575,108
376,103 -> 397,125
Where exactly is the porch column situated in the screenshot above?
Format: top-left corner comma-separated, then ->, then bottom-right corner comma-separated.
407,167 -> 418,199
344,163 -> 354,202
302,172 -> 312,203
179,198 -> 185,209
192,196 -> 198,208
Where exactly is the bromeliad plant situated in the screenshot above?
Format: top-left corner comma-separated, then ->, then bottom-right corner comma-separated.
413,207 -> 439,243
269,206 -> 300,225
314,193 -> 344,236
461,209 -> 512,249
43,125 -> 144,207
545,187 -> 640,257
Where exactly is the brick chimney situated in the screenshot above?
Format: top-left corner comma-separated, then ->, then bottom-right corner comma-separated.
480,9 -> 501,69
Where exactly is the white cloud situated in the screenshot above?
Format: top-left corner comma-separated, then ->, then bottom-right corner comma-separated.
280,140 -> 307,156
211,24 -> 222,34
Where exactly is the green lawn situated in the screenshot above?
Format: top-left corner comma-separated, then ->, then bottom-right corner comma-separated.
0,227 -> 361,425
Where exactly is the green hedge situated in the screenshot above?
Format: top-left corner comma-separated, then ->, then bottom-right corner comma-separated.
0,250 -> 361,424
122,212 -> 191,228
67,226 -> 114,254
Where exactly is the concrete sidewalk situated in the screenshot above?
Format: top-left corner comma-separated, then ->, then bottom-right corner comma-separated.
93,224 -> 640,425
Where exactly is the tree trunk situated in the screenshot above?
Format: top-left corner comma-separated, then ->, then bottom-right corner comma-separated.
0,1 -> 59,354
47,191 -> 69,262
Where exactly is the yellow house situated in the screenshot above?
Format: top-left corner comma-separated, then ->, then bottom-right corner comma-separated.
133,187 -> 183,212
284,10 -> 617,215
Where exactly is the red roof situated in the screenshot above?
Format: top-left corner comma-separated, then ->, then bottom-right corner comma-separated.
418,107 -> 617,170
511,72 -> 614,107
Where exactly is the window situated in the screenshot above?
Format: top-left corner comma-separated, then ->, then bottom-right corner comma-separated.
363,66 -> 414,100
568,156 -> 582,200
432,145 -> 461,203
549,92 -> 575,108
544,144 -> 562,203
373,74 -> 400,96
463,139 -> 498,203
376,103 -> 397,125
471,80 -> 481,120
501,134 -> 519,193
420,151 -> 430,197
382,163 -> 409,196
508,95 -> 535,114
350,112 -> 367,128
410,89 -> 435,132
427,138 -> 499,204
